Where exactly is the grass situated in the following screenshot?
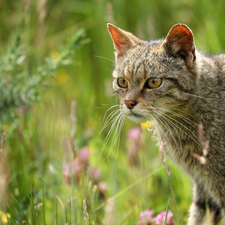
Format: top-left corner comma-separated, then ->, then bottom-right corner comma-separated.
0,0 -> 225,224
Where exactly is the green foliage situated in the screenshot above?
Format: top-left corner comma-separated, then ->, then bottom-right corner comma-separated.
0,0 -> 225,225
0,29 -> 89,135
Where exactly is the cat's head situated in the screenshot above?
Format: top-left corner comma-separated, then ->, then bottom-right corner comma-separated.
107,23 -> 197,123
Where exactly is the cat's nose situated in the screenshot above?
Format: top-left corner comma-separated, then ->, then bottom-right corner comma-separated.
124,100 -> 137,109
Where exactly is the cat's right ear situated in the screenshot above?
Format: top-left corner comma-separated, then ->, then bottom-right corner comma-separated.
107,24 -> 140,57
162,24 -> 196,62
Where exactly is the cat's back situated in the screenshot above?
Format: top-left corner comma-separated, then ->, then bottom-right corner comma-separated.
196,52 -> 225,162
197,52 -> 225,97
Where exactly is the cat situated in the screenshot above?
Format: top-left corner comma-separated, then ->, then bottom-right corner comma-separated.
107,23 -> 225,225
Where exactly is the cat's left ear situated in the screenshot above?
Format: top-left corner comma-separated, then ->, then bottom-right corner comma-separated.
107,23 -> 141,57
162,24 -> 196,62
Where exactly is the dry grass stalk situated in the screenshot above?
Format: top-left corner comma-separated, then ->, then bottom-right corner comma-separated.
83,199 -> 89,225
0,133 -> 9,209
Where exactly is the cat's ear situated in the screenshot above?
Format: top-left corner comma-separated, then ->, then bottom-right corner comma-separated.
162,24 -> 196,62
107,23 -> 140,57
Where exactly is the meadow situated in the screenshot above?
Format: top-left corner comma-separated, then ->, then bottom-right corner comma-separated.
1,0 -> 225,224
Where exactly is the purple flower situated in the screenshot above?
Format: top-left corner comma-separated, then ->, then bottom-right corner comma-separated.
78,148 -> 90,166
154,210 -> 174,225
127,128 -> 140,140
139,210 -> 154,225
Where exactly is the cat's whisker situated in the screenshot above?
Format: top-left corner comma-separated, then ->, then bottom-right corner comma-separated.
100,103 -> 120,106
100,107 -> 120,133
103,105 -> 120,122
95,103 -> 119,110
151,116 -> 178,163
151,113 -> 180,160
181,92 -> 211,100
158,110 -> 200,144
113,116 -> 126,167
154,109 -> 192,138
154,109 -> 202,148
103,104 -> 120,113
169,106 -> 196,120
93,55 -> 114,63
153,110 -> 182,157
97,111 -> 121,161
155,107 -> 198,131
98,109 -> 120,138
144,114 -> 172,156
104,113 -> 123,160
102,112 -> 121,148
103,109 -> 120,127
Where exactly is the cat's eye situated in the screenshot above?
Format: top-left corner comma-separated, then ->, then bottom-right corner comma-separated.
117,78 -> 128,88
146,78 -> 162,89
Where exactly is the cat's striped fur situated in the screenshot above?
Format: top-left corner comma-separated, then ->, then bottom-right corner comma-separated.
107,23 -> 225,225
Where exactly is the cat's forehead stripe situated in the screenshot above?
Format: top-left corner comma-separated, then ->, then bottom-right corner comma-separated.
123,64 -> 130,77
134,62 -> 147,79
122,60 -> 146,80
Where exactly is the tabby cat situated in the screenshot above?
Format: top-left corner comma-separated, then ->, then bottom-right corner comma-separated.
107,23 -> 225,225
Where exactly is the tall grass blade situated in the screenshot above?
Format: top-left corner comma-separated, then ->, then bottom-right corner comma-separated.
55,196 -> 58,225
11,194 -> 28,222
163,198 -> 170,225
42,181 -> 46,225
27,191 -> 41,225
7,204 -> 17,225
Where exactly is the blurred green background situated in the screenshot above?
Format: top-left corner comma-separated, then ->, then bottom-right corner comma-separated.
0,0 -> 225,224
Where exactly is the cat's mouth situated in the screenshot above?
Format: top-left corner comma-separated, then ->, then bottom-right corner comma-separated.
121,106 -> 147,122
131,112 -> 143,118
125,111 -> 146,123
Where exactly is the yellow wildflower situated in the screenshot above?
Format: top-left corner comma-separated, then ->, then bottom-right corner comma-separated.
53,71 -> 69,85
0,210 -> 10,224
2,125 -> 9,132
50,51 -> 61,60
141,121 -> 153,129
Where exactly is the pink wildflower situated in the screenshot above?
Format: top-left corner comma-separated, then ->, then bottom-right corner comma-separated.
147,121 -> 154,133
98,181 -> 107,192
193,153 -> 206,165
89,167 -> 101,184
203,140 -> 210,156
195,124 -> 210,164
166,164 -> 171,176
203,148 -> 208,157
98,181 -> 108,199
159,142 -> 167,150
154,210 -> 174,225
127,127 -> 143,166
152,136 -> 156,142
78,148 -> 90,166
127,128 -> 140,140
139,210 -> 154,225
63,161 -> 82,183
